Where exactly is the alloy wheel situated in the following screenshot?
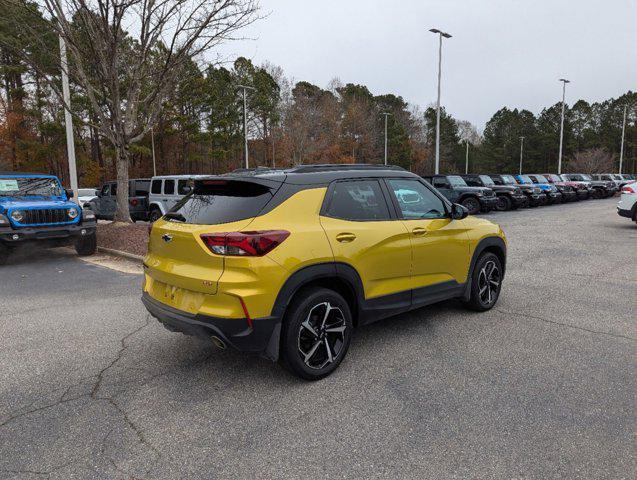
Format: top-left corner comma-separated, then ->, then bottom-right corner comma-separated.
297,302 -> 347,370
477,260 -> 501,306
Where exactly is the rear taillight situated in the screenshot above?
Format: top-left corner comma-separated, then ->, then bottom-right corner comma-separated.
130,198 -> 138,206
201,230 -> 290,256
621,185 -> 636,194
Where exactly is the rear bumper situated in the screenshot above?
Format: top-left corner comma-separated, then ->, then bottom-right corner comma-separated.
617,207 -> 633,219
0,221 -> 96,245
142,292 -> 281,361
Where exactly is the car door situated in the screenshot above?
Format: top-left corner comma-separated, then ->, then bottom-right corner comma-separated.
319,179 -> 412,305
104,182 -> 117,217
163,179 -> 178,211
385,178 -> 471,305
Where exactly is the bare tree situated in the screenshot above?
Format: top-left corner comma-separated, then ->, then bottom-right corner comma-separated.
566,148 -> 616,173
9,0 -> 258,221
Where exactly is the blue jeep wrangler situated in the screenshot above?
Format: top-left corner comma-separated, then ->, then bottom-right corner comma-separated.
0,173 -> 97,265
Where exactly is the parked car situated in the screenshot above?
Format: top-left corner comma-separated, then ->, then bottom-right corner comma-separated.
461,174 -> 528,211
561,174 -> 617,198
542,173 -> 592,200
617,182 -> 637,223
142,165 -> 507,380
148,175 -> 205,222
77,188 -> 98,208
88,178 -> 151,221
0,172 -> 97,264
591,174 -> 628,190
515,174 -> 562,204
421,174 -> 499,214
490,174 -> 546,206
527,174 -> 577,202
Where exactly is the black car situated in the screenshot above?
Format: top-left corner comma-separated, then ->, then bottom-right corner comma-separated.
88,178 -> 151,221
528,174 -> 577,202
490,174 -> 547,207
461,174 -> 528,211
422,174 -> 499,215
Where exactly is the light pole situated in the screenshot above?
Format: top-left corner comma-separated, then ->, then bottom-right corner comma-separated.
429,28 -> 452,175
519,136 -> 525,174
557,78 -> 570,174
619,104 -> 627,174
465,139 -> 469,174
237,84 -> 256,169
59,34 -> 78,202
151,127 -> 157,176
382,112 -> 391,165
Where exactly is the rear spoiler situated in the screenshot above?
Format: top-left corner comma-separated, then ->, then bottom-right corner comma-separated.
193,176 -> 283,194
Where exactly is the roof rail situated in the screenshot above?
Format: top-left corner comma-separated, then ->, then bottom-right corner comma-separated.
289,164 -> 405,173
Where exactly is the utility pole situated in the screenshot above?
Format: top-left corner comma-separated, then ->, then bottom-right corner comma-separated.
557,78 -> 570,174
151,127 -> 157,176
429,28 -> 452,175
59,34 -> 78,202
465,139 -> 469,174
237,85 -> 255,169
519,136 -> 525,175
619,104 -> 627,174
382,112 -> 391,165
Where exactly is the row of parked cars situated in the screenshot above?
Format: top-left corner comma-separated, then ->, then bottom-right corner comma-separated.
80,172 -> 634,221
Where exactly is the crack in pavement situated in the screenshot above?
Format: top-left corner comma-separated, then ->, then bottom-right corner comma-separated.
495,308 -> 637,342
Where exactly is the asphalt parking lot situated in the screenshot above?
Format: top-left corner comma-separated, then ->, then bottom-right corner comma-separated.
1,197 -> 635,479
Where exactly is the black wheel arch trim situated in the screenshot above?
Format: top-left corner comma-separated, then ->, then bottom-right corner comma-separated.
461,236 -> 507,301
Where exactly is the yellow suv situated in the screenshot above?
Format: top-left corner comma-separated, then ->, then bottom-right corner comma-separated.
142,165 -> 507,380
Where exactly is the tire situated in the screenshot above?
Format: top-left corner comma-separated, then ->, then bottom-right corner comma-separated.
280,287 -> 353,381
463,252 -> 503,312
149,208 -> 162,223
496,195 -> 512,211
75,231 -> 97,256
0,244 -> 10,266
461,196 -> 481,215
592,188 -> 603,199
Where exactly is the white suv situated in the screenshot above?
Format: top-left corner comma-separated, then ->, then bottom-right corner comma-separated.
617,182 -> 637,224
148,175 -> 206,222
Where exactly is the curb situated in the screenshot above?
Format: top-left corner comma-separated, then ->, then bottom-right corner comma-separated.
97,246 -> 144,263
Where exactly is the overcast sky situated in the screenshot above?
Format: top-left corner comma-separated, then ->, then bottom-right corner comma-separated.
215,0 -> 636,129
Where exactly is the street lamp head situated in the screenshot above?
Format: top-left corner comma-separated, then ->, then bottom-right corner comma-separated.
429,28 -> 452,38
558,78 -> 570,83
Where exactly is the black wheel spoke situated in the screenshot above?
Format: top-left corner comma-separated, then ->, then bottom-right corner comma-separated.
298,301 -> 347,370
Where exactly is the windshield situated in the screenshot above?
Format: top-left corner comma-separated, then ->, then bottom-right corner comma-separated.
533,175 -> 549,184
581,174 -> 592,181
479,175 -> 495,186
518,175 -> 533,184
0,177 -> 63,197
78,189 -> 97,197
500,175 -> 517,185
447,176 -> 467,186
547,174 -> 561,182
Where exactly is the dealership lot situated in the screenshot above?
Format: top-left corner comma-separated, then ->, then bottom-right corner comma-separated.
0,198 -> 634,479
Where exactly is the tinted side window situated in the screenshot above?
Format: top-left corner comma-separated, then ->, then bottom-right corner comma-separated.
464,177 -> 480,186
178,180 -> 190,195
110,183 -> 117,196
133,180 -> 150,196
433,177 -> 448,188
388,179 -> 447,220
100,184 -> 110,196
164,180 -> 175,195
151,180 -> 162,194
325,180 -> 390,221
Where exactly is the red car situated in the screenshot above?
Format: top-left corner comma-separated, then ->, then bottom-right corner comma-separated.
542,173 -> 591,200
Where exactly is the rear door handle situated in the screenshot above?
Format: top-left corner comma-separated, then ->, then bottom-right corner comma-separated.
336,232 -> 356,243
412,227 -> 428,236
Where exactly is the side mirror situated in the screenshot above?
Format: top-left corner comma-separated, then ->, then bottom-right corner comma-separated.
65,189 -> 74,199
451,203 -> 469,220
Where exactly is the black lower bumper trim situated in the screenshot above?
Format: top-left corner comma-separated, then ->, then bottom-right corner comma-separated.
0,222 -> 96,244
141,293 -> 281,360
617,208 -> 633,219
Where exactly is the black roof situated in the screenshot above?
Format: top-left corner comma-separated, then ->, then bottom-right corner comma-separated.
226,164 -> 415,185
